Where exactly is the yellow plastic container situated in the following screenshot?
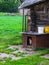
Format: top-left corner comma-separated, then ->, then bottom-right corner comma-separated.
44,26 -> 49,33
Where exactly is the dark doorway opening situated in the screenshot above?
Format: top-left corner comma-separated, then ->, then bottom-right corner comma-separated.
27,37 -> 32,46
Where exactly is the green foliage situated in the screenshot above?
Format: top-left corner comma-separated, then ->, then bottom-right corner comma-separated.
0,1 -> 18,12
0,0 -> 24,12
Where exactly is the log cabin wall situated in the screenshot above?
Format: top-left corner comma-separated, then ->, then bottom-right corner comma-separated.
27,1 -> 49,32
27,8 -> 37,32
20,0 -> 49,48
28,1 -> 49,32
34,1 -> 49,26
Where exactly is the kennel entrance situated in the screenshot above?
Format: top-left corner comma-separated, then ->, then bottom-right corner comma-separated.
27,36 -> 32,46
22,34 -> 34,48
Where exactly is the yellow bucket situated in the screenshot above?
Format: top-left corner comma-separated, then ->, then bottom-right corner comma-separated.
44,26 -> 49,33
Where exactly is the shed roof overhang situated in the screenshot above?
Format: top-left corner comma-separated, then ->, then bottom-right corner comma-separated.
19,0 -> 46,9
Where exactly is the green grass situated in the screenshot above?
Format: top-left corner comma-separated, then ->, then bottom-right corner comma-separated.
0,13 -> 49,65
0,48 -> 13,54
0,14 -> 22,54
0,44 -> 18,54
0,15 -> 22,45
34,48 -> 49,56
0,54 -> 49,65
0,45 -> 19,54
14,52 -> 26,57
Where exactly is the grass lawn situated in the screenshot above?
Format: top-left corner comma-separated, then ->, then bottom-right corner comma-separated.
0,53 -> 49,65
0,13 -> 49,65
0,15 -> 22,45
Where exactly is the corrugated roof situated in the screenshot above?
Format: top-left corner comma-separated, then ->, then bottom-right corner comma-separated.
19,0 -> 46,9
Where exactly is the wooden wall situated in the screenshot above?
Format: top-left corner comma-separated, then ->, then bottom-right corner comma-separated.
34,1 -> 49,26
27,1 -> 49,32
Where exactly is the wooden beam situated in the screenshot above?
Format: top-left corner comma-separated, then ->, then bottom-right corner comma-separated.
22,9 -> 25,32
25,15 -> 27,31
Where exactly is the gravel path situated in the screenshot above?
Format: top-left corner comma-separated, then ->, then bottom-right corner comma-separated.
0,45 -> 39,60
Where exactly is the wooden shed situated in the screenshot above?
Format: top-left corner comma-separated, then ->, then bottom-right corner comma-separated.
19,0 -> 49,49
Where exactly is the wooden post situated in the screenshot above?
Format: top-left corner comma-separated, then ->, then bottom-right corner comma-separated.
30,8 -> 37,32
22,9 -> 24,32
25,15 -> 27,31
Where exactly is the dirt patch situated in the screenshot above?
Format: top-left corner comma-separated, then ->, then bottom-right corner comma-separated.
0,53 -> 22,60
41,54 -> 49,59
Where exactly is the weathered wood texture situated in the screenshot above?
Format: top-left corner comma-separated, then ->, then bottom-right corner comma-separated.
22,1 -> 49,49
35,2 -> 49,25
27,2 -> 49,32
23,34 -> 49,48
